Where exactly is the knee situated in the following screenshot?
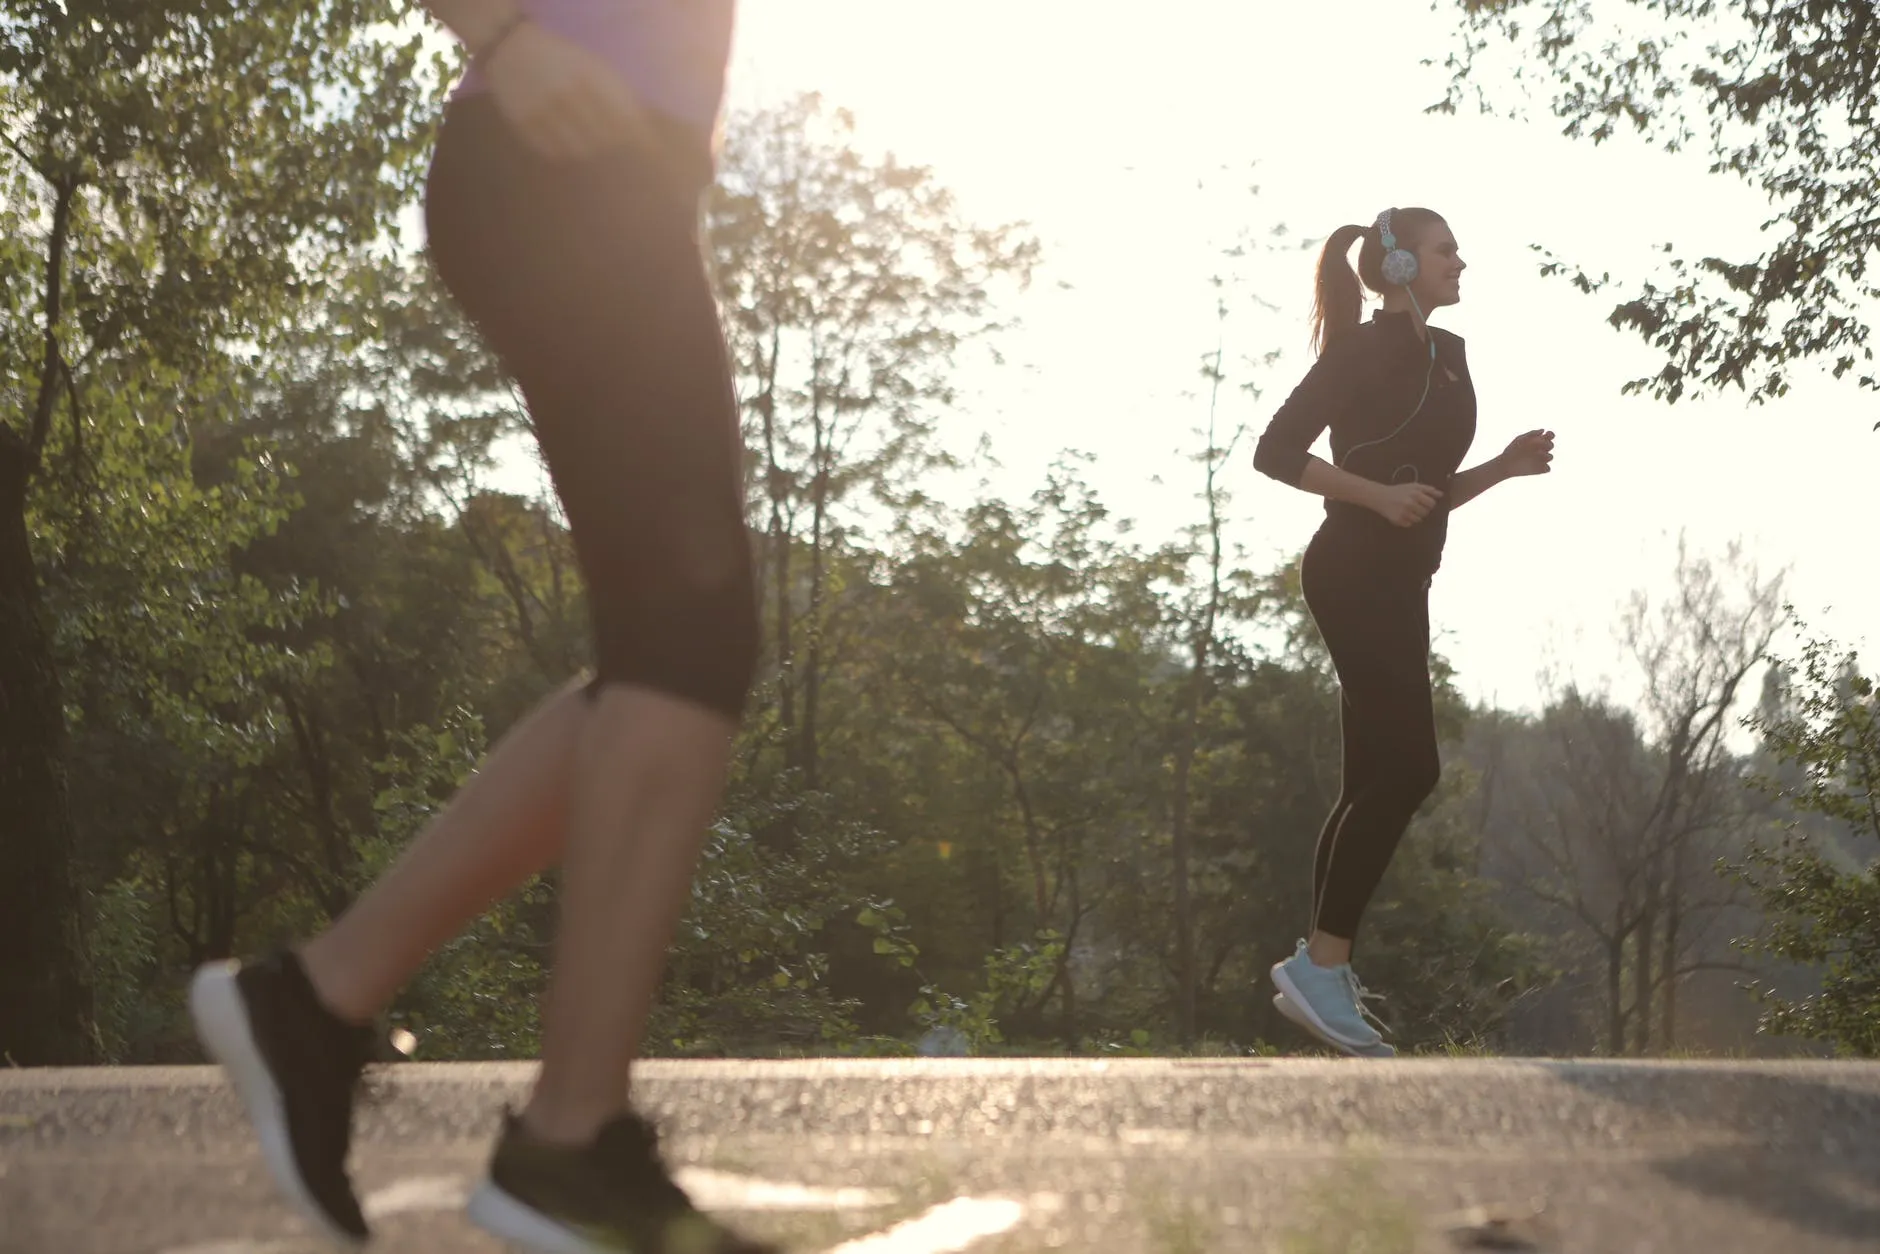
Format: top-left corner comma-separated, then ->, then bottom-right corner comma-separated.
1402,746 -> 1442,808
1374,733 -> 1441,811
589,527 -> 760,719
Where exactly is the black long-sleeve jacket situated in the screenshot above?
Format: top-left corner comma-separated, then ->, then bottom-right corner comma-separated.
1253,309 -> 1478,574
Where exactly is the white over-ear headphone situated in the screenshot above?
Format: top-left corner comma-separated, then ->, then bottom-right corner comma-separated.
1377,207 -> 1420,287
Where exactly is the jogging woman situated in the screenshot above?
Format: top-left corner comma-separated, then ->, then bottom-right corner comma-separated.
188,3 -> 773,1251
1252,207 -> 1555,1058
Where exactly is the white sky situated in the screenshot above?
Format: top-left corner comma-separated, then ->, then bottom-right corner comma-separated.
710,0 -> 1877,718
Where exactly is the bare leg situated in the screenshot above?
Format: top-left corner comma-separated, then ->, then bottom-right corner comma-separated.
299,679 -> 589,1024
519,684 -> 736,1146
1307,930 -> 1353,969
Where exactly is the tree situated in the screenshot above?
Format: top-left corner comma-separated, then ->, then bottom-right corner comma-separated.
1167,322 -> 1237,1048
1473,538 -> 1784,1052
58,249 -> 566,1061
1167,277 -> 1263,1046
1621,537 -> 1785,1047
1,2 -> 436,1060
1437,0 -> 1880,420
886,462 -> 1179,1047
1729,621 -> 1880,1056
1478,694 -> 1656,1052
708,93 -> 1039,791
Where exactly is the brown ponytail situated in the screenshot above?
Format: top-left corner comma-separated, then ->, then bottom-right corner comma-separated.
1310,224 -> 1369,357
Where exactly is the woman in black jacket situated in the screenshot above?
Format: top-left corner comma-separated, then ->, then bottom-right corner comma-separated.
1252,207 -> 1555,1057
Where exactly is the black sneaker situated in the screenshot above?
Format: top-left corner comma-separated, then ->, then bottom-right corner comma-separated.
465,1109 -> 779,1254
189,950 -> 377,1245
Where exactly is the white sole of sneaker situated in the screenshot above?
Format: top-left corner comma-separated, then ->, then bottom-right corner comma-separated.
1272,994 -> 1395,1058
1268,966 -> 1388,1057
189,961 -> 365,1247
465,1181 -> 604,1254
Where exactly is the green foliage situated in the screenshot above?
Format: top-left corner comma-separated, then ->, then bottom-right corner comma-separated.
1,0 -> 446,1060
1727,621 -> 1880,1055
1,0 -> 439,390
709,92 -> 1041,796
87,875 -> 161,1063
651,787 -> 902,1057
364,708 -> 550,1060
910,932 -> 1064,1054
1439,0 -> 1880,418
1744,627 -> 1880,838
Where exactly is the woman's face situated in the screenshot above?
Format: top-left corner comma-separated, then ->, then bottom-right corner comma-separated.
1409,220 -> 1466,309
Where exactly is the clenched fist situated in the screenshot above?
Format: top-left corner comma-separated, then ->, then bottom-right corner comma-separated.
1368,481 -> 1444,528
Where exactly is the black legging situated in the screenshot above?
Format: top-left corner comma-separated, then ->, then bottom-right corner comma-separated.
423,96 -> 759,719
1300,520 -> 1443,943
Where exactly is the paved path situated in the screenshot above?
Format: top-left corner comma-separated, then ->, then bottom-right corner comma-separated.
3,1059 -> 1878,1253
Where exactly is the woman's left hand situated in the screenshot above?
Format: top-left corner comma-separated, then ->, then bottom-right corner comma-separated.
1500,428 -> 1555,477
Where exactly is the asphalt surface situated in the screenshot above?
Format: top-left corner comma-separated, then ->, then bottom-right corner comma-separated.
3,1058 -> 1878,1253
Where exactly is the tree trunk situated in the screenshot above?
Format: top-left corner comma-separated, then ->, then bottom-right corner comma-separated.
984,829 -> 1005,951
1605,921 -> 1626,1057
1170,651 -> 1200,1048
1058,874 -> 1081,1051
1662,876 -> 1682,1050
802,443 -> 827,793
0,430 -> 94,1064
281,687 -> 350,916
0,175 -> 93,1064
1007,758 -> 1051,923
757,325 -> 797,769
767,508 -> 796,763
1167,332 -> 1232,1050
1634,891 -> 1656,1056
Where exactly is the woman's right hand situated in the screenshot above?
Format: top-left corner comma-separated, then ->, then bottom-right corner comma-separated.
1367,481 -> 1444,528
484,20 -> 650,161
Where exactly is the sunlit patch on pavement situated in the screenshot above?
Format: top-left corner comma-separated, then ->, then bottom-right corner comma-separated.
823,1196 -> 1027,1254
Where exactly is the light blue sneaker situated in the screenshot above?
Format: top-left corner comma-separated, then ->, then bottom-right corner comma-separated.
1270,939 -> 1394,1057
1273,995 -> 1396,1058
